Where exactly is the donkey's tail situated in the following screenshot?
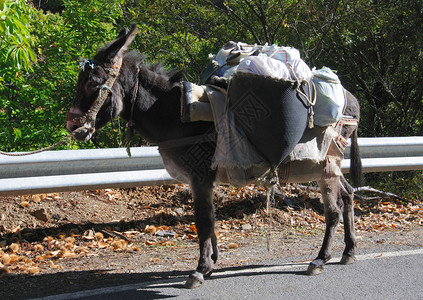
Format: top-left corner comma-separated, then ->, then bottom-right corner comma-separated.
349,128 -> 363,188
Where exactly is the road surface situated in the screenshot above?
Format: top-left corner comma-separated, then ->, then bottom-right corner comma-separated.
31,244 -> 423,300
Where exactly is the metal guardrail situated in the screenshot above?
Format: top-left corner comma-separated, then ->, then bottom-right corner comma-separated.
342,136 -> 423,173
0,147 -> 164,179
344,136 -> 423,159
1,137 -> 423,196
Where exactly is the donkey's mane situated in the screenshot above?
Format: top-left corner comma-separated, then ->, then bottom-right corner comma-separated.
125,51 -> 182,87
123,50 -> 183,112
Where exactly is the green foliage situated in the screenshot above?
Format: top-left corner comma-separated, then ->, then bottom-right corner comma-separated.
368,171 -> 423,201
119,0 -> 223,81
0,0 -> 123,151
0,0 -> 37,81
209,0 -> 299,45
291,0 -> 423,137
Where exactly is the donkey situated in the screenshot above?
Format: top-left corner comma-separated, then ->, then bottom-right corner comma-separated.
66,24 -> 362,288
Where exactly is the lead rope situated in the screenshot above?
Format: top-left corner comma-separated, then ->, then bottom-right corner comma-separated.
125,66 -> 141,157
1,77 -> 116,156
0,78 -> 115,157
0,126 -> 92,156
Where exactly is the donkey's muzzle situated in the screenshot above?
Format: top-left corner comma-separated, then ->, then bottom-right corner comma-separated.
66,112 -> 85,133
66,108 -> 94,141
66,112 -> 83,125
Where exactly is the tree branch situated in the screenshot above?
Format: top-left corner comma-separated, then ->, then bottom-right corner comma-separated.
297,184 -> 416,205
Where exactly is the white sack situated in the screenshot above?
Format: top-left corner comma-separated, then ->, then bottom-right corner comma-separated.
312,67 -> 346,126
213,42 -> 256,76
261,44 -> 301,62
288,59 -> 313,82
236,54 -> 291,80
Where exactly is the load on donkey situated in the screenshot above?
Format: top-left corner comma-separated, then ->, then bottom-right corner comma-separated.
66,24 -> 362,289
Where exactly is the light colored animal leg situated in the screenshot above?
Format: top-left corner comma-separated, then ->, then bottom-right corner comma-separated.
307,177 -> 341,275
340,176 -> 357,264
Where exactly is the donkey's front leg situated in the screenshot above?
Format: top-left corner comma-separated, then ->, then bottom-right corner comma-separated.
185,177 -> 217,289
307,177 -> 342,275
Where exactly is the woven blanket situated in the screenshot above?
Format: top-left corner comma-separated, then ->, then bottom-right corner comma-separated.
206,85 -> 267,170
206,85 -> 347,186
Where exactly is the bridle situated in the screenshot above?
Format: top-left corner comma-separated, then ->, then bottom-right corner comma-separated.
66,58 -> 123,134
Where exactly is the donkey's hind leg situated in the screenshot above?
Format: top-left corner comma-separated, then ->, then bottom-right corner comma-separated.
185,175 -> 217,289
307,177 -> 342,275
340,175 -> 357,265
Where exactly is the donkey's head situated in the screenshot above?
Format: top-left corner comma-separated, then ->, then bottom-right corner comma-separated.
66,24 -> 137,141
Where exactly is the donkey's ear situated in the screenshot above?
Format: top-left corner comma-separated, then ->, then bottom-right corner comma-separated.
94,23 -> 137,65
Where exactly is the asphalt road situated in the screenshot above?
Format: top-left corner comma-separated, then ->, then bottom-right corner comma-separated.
31,245 -> 423,300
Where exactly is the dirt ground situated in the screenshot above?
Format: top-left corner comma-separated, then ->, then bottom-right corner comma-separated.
0,184 -> 422,299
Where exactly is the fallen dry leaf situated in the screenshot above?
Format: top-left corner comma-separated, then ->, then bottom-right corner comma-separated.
28,266 -> 40,275
188,224 -> 197,233
95,232 -> 104,240
1,253 -> 11,265
8,243 -> 19,253
161,241 -> 175,247
20,201 -> 30,208
187,234 -> 197,240
31,195 -> 42,203
145,225 -> 157,234
149,257 -> 161,262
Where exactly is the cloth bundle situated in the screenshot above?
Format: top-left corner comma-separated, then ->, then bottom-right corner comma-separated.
212,42 -> 312,83
205,43 -> 348,127
312,67 -> 347,126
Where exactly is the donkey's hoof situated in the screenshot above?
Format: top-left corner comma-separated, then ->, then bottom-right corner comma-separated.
185,271 -> 205,289
306,264 -> 324,276
204,271 -> 213,278
340,255 -> 357,265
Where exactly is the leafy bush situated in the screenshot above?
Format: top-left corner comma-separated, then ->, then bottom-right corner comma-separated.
0,0 -> 122,151
0,0 -> 37,77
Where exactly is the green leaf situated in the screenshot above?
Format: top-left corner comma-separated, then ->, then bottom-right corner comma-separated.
13,127 -> 22,138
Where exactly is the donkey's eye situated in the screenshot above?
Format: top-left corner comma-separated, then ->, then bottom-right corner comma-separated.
84,79 -> 101,95
87,79 -> 102,90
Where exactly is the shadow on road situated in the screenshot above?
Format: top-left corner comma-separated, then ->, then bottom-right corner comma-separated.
1,262 -> 312,299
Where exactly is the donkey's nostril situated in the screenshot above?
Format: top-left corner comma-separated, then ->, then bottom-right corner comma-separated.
70,125 -> 79,132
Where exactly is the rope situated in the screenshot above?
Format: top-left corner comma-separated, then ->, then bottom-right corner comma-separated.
286,63 -> 317,128
257,168 -> 279,252
264,185 -> 274,252
0,126 -> 91,156
78,76 -> 117,126
125,66 -> 141,157
1,75 -> 117,157
286,63 -> 317,107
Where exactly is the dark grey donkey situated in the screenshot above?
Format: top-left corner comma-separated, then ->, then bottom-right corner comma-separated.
66,24 -> 362,288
